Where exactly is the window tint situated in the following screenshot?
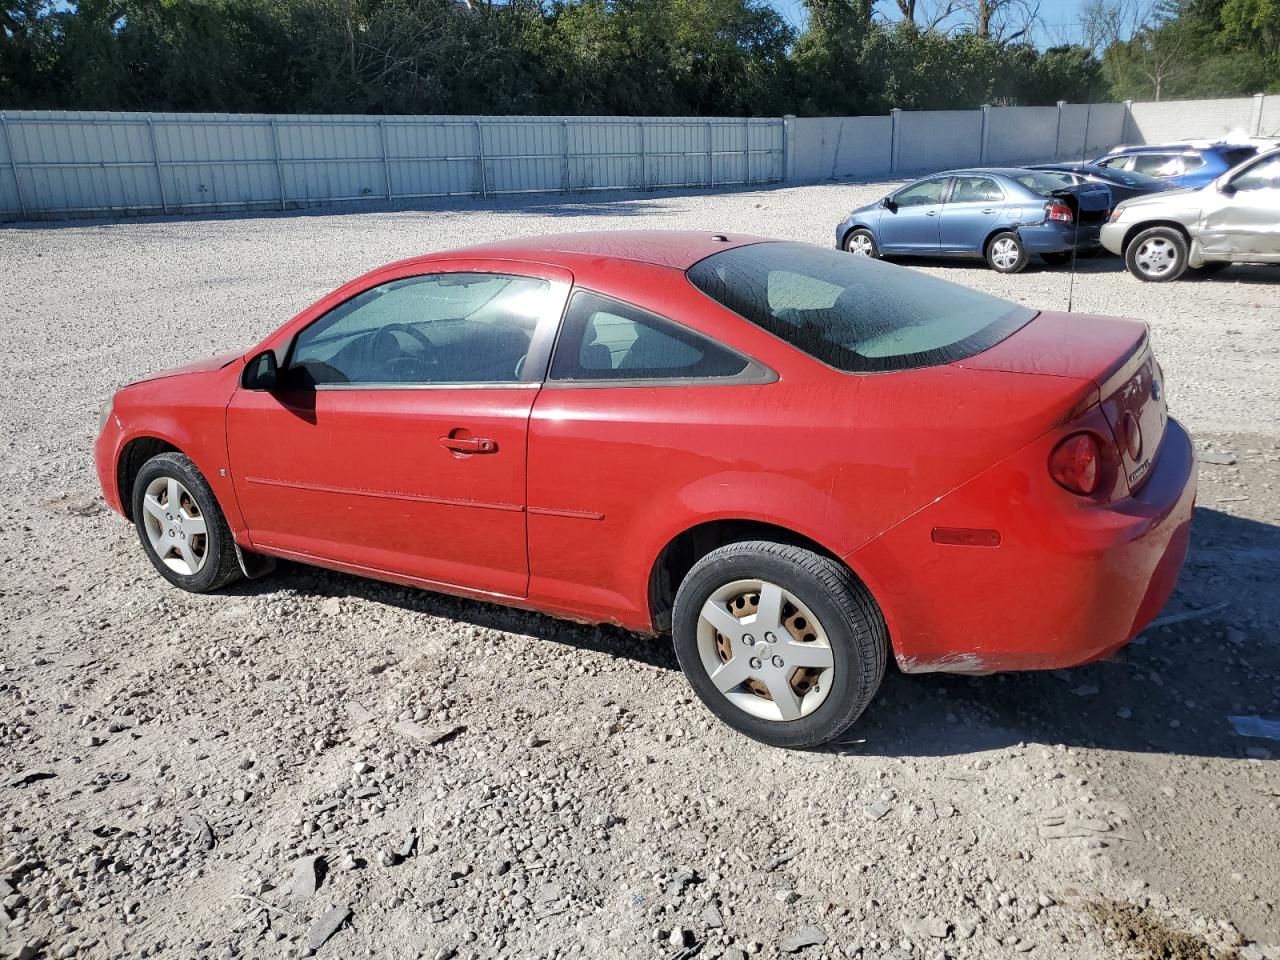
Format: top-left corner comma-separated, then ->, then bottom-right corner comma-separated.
1232,156 -> 1280,191
686,242 -> 1035,373
549,291 -> 749,381
1096,156 -> 1130,170
289,273 -> 552,386
893,177 -> 950,206
951,176 -> 1004,202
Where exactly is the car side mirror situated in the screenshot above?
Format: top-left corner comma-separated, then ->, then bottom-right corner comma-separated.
1219,180 -> 1236,196
243,350 -> 279,390
882,197 -> 897,211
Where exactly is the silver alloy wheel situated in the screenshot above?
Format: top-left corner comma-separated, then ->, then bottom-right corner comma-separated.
141,476 -> 209,576
696,579 -> 836,722
847,232 -> 875,257
990,237 -> 1021,270
1134,236 -> 1178,278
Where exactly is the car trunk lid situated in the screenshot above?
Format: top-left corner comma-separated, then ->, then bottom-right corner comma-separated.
956,310 -> 1167,492
1050,182 -> 1112,224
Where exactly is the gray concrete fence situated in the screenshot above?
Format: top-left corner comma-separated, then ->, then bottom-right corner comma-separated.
1,94 -> 1276,221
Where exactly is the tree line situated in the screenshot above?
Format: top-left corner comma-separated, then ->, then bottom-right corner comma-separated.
0,0 -> 1274,118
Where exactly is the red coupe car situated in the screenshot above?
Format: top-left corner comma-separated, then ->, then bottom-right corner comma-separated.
94,232 -> 1196,748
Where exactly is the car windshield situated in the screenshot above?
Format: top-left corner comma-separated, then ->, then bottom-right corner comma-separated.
686,242 -> 1036,373
1013,171 -> 1070,195
1083,165 -> 1163,187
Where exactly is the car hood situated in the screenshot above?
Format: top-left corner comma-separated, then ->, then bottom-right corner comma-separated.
1114,185 -> 1203,215
127,350 -> 244,386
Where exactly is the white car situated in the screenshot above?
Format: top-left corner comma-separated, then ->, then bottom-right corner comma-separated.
1101,148 -> 1280,281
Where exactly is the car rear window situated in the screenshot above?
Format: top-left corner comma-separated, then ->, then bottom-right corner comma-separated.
1014,171 -> 1069,195
1222,146 -> 1259,168
686,242 -> 1036,373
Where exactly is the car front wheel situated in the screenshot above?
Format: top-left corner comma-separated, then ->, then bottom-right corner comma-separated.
985,231 -> 1029,273
132,452 -> 243,593
1125,227 -> 1188,282
843,228 -> 880,258
672,541 -> 887,748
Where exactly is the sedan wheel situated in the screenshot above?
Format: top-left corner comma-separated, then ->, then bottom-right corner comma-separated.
696,579 -> 836,722
1125,227 -> 1188,282
844,228 -> 879,259
132,451 -> 244,593
141,475 -> 209,576
985,231 -> 1029,273
672,541 -> 887,748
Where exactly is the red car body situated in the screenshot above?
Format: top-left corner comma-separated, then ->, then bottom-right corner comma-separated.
94,231 -> 1195,674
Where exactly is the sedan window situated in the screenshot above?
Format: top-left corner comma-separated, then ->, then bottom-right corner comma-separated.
688,242 -> 1034,373
549,291 -> 750,382
288,273 -> 553,386
950,177 -> 1004,202
893,177 -> 950,206
1231,156 -> 1280,192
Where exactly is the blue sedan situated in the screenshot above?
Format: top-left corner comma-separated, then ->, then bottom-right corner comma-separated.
836,168 -> 1111,274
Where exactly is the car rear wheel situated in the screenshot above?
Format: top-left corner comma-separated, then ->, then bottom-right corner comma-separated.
672,541 -> 887,748
1125,227 -> 1188,282
132,452 -> 242,593
985,232 -> 1029,273
1040,251 -> 1072,266
843,228 -> 880,259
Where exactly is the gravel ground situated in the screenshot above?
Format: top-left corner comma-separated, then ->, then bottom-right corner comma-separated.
1,183 -> 1279,960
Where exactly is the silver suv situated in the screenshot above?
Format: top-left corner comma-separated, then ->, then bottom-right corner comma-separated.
1101,148 -> 1280,281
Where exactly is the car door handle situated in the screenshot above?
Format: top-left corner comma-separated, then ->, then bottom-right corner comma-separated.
926,211 -> 939,217
981,208 -> 996,214
440,436 -> 498,454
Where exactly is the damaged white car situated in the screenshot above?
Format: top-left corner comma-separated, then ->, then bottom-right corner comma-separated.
1101,148 -> 1280,281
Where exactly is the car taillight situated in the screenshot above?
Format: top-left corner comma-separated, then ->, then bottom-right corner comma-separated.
1049,432 -> 1101,495
1122,411 -> 1143,460
1046,202 -> 1073,223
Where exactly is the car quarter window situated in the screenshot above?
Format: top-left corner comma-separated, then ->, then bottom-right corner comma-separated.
1231,156 -> 1280,191
548,290 -> 751,382
1097,156 -> 1130,170
893,177 -> 950,206
949,176 -> 1004,203
287,273 -> 554,386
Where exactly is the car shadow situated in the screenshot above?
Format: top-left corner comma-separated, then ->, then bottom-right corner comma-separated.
227,507 -> 1277,760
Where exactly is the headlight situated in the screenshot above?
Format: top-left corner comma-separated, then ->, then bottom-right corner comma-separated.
97,398 -> 114,434
1109,206 -> 1126,222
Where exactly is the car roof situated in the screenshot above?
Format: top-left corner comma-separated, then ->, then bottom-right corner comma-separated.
1101,143 -> 1238,156
934,167 -> 1038,177
423,230 -> 765,270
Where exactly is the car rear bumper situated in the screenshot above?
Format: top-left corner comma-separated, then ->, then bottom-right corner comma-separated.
848,417 -> 1197,673
1019,219 -> 1103,253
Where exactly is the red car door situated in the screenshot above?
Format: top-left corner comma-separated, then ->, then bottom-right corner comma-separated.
226,262 -> 571,598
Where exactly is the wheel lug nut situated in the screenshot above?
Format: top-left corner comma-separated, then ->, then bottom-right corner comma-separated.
771,656 -> 784,668
742,634 -> 755,646
749,657 -> 762,670
764,632 -> 777,644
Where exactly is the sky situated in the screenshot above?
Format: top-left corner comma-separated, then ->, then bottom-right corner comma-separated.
767,0 -> 1092,47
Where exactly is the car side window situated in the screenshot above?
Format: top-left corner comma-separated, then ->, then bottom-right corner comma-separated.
287,273 -> 553,386
950,176 -> 1004,203
1231,156 -> 1280,192
893,177 -> 950,207
549,290 -> 750,382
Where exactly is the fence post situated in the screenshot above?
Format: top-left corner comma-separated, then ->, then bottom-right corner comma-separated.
889,108 -> 901,176
269,119 -> 287,211
146,115 -> 168,214
705,121 -> 714,187
782,115 -> 795,183
1121,100 -> 1134,146
474,120 -> 488,199
0,112 -> 27,221
1252,93 -> 1266,137
637,121 -> 646,190
979,104 -> 991,165
1054,101 -> 1066,160
560,119 -> 570,193
742,117 -> 750,183
379,120 -> 392,201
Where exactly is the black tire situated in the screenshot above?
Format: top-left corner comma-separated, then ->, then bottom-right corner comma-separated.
1124,226 -> 1188,282
843,228 -> 881,259
984,231 -> 1029,273
1040,251 -> 1073,266
671,541 -> 887,749
131,452 -> 242,593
